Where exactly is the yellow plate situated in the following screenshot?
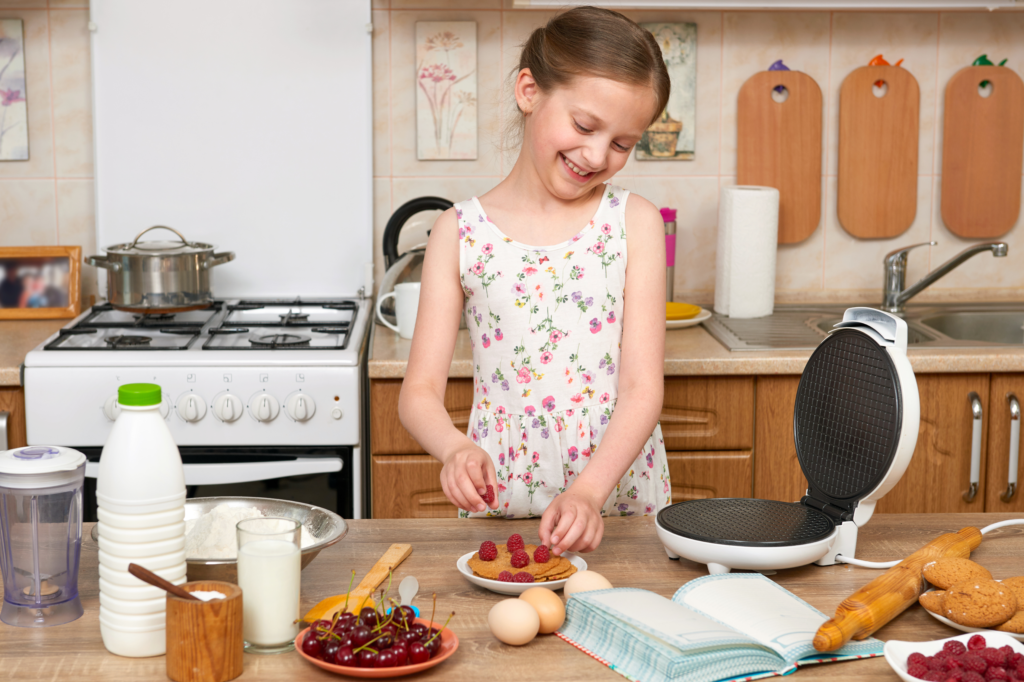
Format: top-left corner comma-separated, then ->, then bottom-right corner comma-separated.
667,302 -> 701,321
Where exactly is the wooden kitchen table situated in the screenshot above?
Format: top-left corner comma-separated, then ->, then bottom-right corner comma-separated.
2,515 -> 1022,681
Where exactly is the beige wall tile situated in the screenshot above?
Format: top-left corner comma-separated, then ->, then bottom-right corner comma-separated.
499,10 -> 555,174
0,0 -> 45,7
48,1 -> 90,8
372,10 -> 391,177
390,10 -> 502,176
721,12 -> 831,178
0,179 -> 56,245
829,12 -> 939,176
56,177 -> 96,302
372,176 -> 391,296
393,0 -> 500,8
372,0 -> 389,8
0,10 -> 53,178
49,8 -> 92,178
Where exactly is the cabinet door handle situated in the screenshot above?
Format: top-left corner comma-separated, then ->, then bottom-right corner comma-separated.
0,411 -> 8,450
1000,393 -> 1020,503
963,391 -> 982,503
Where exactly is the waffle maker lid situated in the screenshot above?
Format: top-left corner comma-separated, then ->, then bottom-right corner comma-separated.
657,322 -> 904,548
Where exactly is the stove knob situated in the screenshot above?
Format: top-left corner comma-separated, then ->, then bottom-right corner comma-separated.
159,397 -> 171,420
213,393 -> 243,422
103,395 -> 121,421
176,393 -> 207,422
285,393 -> 316,422
250,393 -> 280,422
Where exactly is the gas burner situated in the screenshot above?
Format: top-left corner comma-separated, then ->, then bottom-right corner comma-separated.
105,335 -> 153,348
248,332 -> 310,348
278,311 -> 310,324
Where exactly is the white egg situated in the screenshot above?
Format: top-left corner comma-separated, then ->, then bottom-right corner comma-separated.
563,570 -> 613,599
488,598 -> 540,646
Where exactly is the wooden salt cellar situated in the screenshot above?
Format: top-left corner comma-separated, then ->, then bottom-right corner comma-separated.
166,580 -> 243,682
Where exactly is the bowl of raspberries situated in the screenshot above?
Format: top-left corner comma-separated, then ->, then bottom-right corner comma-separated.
884,633 -> 1024,682
458,532 -> 587,595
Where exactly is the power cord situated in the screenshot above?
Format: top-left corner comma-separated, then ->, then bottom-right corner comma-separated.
834,518 -> 1024,569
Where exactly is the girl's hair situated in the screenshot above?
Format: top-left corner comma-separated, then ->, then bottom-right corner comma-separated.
505,6 -> 670,148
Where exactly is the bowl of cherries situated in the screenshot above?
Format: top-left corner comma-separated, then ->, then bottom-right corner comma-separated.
295,597 -> 458,678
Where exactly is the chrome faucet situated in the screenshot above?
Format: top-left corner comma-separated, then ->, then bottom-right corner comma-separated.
882,241 -> 1009,313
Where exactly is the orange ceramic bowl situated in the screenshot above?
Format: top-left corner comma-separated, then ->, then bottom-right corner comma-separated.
294,619 -> 459,678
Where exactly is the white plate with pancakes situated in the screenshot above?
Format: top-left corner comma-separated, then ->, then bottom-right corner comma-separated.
457,551 -> 587,595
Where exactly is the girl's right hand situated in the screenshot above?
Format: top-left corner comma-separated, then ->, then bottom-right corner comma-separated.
439,444 -> 498,513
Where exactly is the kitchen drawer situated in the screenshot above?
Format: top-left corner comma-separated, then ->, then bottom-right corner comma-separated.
661,377 -> 754,451
666,451 -> 753,502
371,455 -> 457,519
0,387 -> 27,450
370,379 -> 473,455
986,374 -> 1024,513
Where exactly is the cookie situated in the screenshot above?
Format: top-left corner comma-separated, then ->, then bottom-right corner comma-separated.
468,543 -> 563,581
994,611 -> 1024,634
923,558 -> 993,590
943,579 -> 1018,628
918,590 -> 946,615
1001,576 -> 1024,604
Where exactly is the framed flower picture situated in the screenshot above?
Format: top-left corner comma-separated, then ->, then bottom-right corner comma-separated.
416,21 -> 477,160
0,247 -> 81,319
0,19 -> 28,161
637,22 -> 697,161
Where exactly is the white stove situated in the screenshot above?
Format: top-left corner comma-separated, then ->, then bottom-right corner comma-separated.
24,298 -> 372,519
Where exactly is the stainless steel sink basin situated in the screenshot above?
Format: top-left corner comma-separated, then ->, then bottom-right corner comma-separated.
701,303 -> 1024,351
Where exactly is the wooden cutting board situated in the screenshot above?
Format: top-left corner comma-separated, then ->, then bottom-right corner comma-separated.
941,65 -> 1024,239
737,70 -> 823,244
838,65 -> 920,239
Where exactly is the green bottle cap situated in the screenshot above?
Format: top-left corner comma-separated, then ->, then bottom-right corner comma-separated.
118,383 -> 162,407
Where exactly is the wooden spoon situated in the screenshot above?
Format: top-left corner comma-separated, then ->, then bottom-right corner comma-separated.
128,562 -> 200,602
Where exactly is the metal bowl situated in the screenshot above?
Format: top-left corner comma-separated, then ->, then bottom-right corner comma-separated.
89,496 -> 347,583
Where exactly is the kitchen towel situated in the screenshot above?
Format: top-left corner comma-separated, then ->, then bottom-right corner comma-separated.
714,186 -> 780,319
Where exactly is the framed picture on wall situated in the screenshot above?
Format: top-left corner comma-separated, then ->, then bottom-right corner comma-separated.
0,18 -> 29,161
0,246 -> 81,319
637,22 -> 697,161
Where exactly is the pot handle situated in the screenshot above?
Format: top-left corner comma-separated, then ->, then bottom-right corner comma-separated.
85,255 -> 121,272
203,251 -> 236,269
130,225 -> 189,249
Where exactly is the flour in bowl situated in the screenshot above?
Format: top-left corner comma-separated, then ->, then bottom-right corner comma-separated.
184,504 -> 316,559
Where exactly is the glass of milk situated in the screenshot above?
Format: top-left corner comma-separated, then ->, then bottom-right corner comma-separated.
236,517 -> 301,654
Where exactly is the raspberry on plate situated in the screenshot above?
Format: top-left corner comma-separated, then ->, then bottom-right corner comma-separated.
497,571 -> 514,582
969,635 -> 988,651
948,669 -> 965,682
945,641 -> 969,657
964,672 -> 987,682
510,548 -> 530,568
478,540 -> 498,562
986,668 -> 1009,682
962,654 -> 987,674
910,653 -> 929,667
982,649 -> 1008,669
947,657 -> 966,672
534,545 -> 550,563
926,672 -> 947,682
507,533 -> 525,553
512,572 -> 535,583
909,664 -> 930,679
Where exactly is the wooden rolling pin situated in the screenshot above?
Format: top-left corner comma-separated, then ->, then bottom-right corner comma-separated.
814,526 -> 982,652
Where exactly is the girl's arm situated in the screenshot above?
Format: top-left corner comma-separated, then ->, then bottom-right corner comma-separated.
540,193 -> 666,554
398,208 -> 498,513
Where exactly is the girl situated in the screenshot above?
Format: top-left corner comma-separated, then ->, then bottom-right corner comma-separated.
398,7 -> 671,557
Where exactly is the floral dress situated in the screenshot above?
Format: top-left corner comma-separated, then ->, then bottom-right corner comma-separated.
456,183 -> 671,519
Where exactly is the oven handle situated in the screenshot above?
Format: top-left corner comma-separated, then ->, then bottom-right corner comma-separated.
85,457 -> 342,486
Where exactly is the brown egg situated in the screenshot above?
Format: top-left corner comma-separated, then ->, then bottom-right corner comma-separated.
488,598 -> 540,646
519,587 -> 566,634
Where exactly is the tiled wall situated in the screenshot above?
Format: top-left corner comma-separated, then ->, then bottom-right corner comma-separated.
3,1 -> 1024,307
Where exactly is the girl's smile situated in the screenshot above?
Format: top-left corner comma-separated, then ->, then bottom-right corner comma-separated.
559,152 -> 592,182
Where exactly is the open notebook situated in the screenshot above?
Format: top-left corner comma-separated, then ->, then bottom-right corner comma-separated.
556,574 -> 882,682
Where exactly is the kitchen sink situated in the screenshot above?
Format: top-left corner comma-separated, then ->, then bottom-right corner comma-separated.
702,303 -> 1024,351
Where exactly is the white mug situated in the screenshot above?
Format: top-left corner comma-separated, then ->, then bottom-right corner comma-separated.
376,282 -> 420,339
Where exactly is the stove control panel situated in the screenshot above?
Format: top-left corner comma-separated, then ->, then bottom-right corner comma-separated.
176,393 -> 207,422
212,392 -> 244,422
285,392 -> 316,422
249,392 -> 280,422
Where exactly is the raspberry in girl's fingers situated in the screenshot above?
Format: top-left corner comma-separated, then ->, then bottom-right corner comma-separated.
482,485 -> 495,505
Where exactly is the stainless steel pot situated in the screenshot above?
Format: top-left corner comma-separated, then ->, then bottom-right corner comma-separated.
86,226 -> 235,313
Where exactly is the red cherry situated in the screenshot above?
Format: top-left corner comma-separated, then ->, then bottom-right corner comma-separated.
300,631 -> 322,658
333,644 -> 356,667
376,649 -> 397,668
358,649 -> 378,668
409,641 -> 430,664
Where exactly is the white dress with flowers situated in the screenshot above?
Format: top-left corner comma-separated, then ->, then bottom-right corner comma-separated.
455,183 -> 671,519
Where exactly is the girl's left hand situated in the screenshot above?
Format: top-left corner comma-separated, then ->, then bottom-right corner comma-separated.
539,488 -> 605,555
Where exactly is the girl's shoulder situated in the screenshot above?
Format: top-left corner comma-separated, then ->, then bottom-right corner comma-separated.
603,185 -> 662,238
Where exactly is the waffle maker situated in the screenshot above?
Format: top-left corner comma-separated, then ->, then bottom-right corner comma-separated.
656,307 -> 920,574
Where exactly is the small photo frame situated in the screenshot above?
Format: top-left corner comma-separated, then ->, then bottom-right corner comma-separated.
0,246 -> 81,319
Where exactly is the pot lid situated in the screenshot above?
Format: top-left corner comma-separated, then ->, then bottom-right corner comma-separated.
0,446 -> 86,476
105,225 -> 215,256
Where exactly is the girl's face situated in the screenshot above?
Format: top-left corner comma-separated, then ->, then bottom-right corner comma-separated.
517,72 -> 659,201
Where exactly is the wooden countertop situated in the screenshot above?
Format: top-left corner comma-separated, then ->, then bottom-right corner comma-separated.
369,323 -> 1024,379
3,514 -> 1022,681
0,319 -> 68,386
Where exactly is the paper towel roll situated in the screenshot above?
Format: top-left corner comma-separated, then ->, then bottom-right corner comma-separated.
714,186 -> 780,318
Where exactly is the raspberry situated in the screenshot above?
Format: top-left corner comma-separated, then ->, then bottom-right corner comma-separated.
932,657 -> 951,671
534,545 -> 550,563
1009,654 -> 1023,668
1000,647 -> 1015,658
986,668 -> 1009,682
965,672 -> 986,682
478,540 -> 498,562
1014,664 -> 1024,680
969,636 -> 988,652
506,533 -> 525,553
937,651 -> 953,663
947,658 -> 966,672
983,650 -> 1008,669
910,654 -> 930,667
946,642 -> 969,657
482,485 -> 495,506
927,672 -> 947,682
512,572 -> 535,583
510,549 -> 529,568
909,665 -> 930,680
948,670 -> 965,682
962,654 -> 988,674
497,571 -> 514,582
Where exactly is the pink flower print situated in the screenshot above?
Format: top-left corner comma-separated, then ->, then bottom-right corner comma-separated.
601,223 -> 612,235
512,282 -> 527,295
525,405 -> 536,417
664,481 -> 670,493
0,89 -> 25,107
591,242 -> 605,255
549,330 -> 563,344
498,483 -> 507,493
459,227 -> 466,239
481,243 -> 494,255
582,372 -> 594,384
645,503 -> 655,514
570,393 -> 583,404
554,419 -> 564,433
599,392 -> 610,404
531,451 -> 540,464
646,452 -> 654,468
565,409 -> 574,417
481,384 -> 489,396
589,318 -> 603,334
523,472 -> 533,485
607,311 -> 616,324
568,446 -> 579,462
523,266 -> 537,276
540,351 -> 554,365
542,396 -> 556,412
509,446 -> 516,462
495,329 -> 503,340
471,262 -> 484,275
481,333 -> 490,348
515,366 -> 532,384
495,418 -> 504,433
496,406 -> 506,415
420,63 -> 457,83
582,448 -> 591,458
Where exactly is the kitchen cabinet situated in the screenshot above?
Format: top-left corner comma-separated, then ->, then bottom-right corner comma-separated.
986,374 -> 1024,513
661,377 -> 753,451
667,451 -> 752,501
753,376 -> 804,503
370,379 -> 473,455
0,387 -> 27,450
372,455 -> 457,519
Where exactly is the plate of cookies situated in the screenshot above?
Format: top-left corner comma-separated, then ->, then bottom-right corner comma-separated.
458,533 -> 586,595
916,557 -> 1024,640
